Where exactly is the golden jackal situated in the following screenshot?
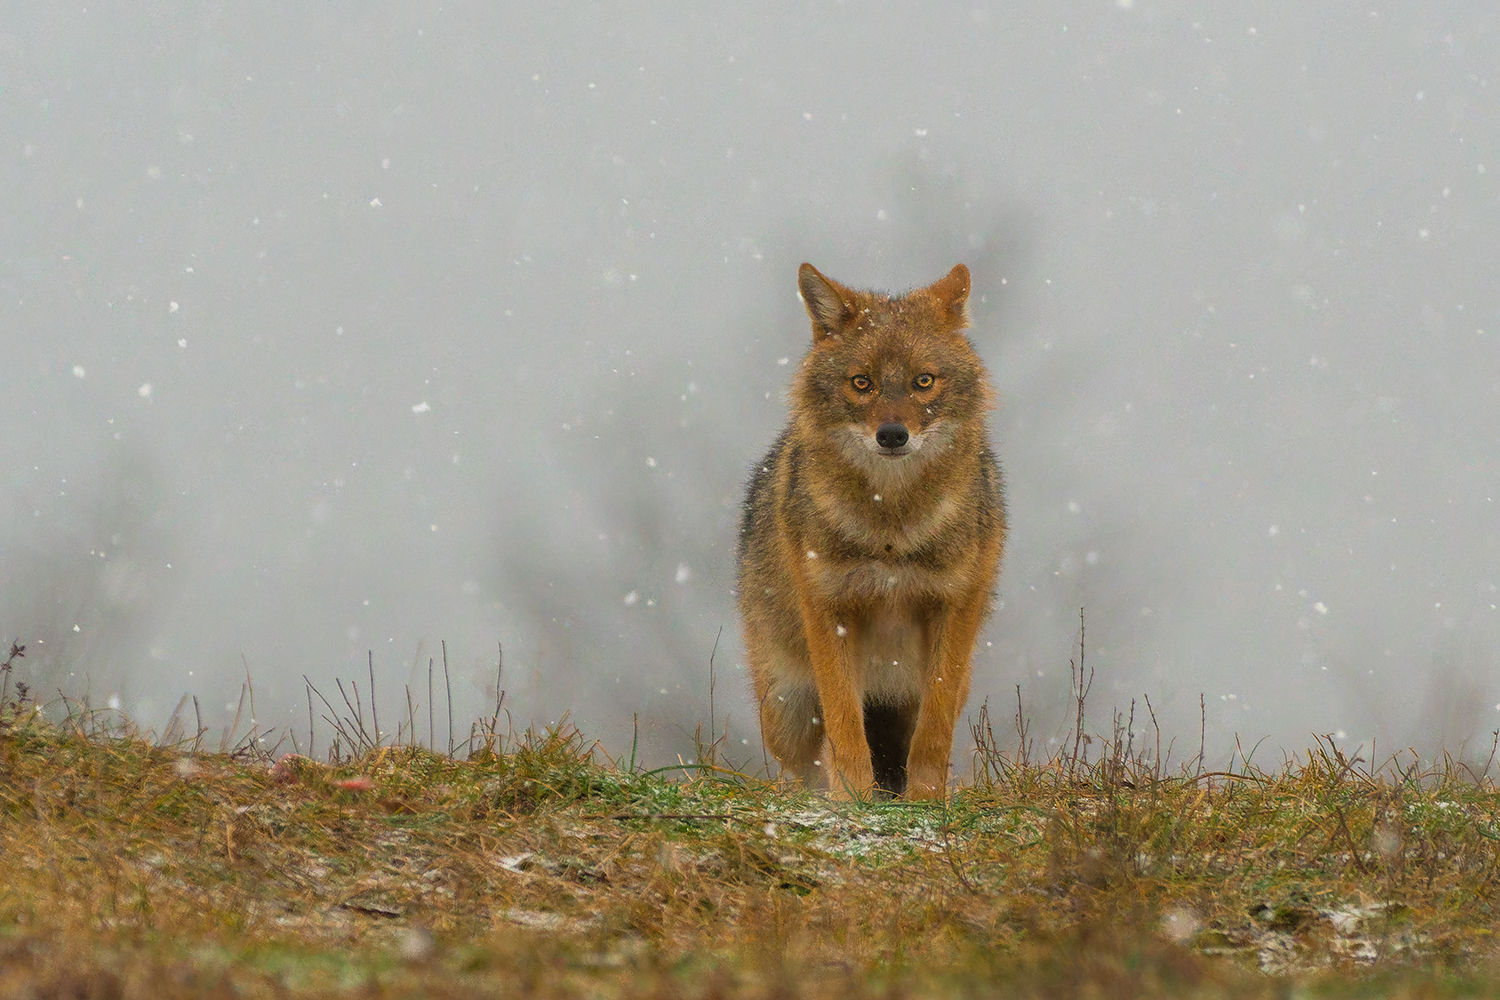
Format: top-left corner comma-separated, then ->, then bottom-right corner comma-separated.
737,263 -> 1005,800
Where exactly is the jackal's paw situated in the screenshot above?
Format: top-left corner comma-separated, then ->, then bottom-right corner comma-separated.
902,768 -> 948,801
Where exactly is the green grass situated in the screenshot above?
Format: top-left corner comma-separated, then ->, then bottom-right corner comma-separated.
4,675 -> 1500,997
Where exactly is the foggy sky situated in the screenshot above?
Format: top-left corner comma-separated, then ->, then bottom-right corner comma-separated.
4,3 -> 1500,770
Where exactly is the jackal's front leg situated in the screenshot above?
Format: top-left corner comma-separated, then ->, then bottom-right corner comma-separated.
905,591 -> 988,800
806,625 -> 875,798
790,576 -> 873,799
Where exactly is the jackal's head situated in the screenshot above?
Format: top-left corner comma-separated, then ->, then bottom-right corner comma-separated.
791,263 -> 993,486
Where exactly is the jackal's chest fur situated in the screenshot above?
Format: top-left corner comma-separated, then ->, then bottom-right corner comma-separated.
804,549 -> 959,606
799,475 -> 976,606
848,602 -> 927,704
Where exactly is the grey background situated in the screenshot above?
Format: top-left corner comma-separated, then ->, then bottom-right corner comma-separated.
4,3 -> 1499,770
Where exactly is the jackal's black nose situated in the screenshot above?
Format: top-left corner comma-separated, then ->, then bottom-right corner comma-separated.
875,423 -> 909,450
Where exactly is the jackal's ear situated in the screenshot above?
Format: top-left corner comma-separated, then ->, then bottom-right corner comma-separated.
798,263 -> 856,343
929,264 -> 971,328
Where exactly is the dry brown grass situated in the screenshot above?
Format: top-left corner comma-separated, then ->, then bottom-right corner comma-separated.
3,649 -> 1500,997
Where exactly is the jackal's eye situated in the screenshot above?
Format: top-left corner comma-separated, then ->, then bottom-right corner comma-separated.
850,375 -> 872,392
913,373 -> 935,390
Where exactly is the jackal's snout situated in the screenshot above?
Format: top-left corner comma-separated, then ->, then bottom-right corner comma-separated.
875,423 -> 909,451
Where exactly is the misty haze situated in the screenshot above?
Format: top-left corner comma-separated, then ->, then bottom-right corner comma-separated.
4,4 -> 1499,773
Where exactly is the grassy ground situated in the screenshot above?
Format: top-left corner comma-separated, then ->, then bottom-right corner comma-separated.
4,662 -> 1500,997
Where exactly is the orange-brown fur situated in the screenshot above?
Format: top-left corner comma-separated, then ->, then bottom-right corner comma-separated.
737,263 -> 1006,800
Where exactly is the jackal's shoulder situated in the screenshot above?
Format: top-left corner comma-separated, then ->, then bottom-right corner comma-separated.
737,428 -> 790,562
975,442 -> 1007,535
